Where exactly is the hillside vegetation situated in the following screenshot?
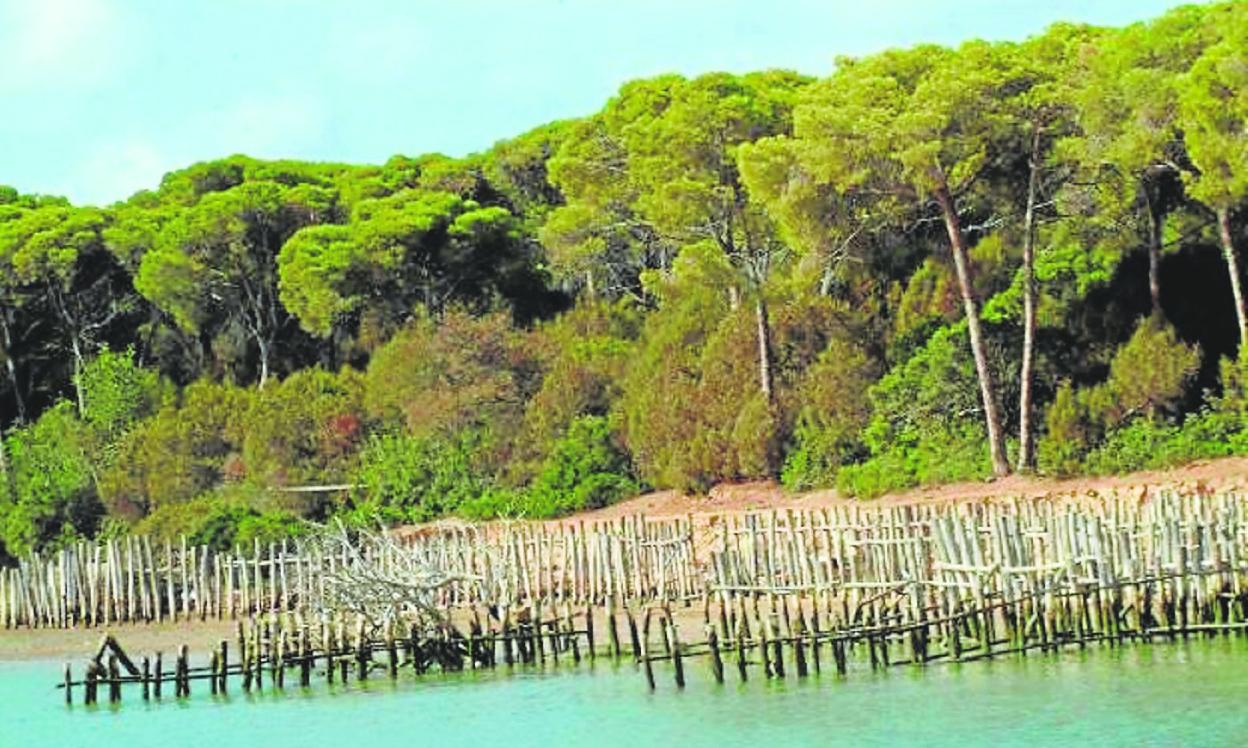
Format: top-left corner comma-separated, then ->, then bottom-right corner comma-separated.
3,2 -> 1248,558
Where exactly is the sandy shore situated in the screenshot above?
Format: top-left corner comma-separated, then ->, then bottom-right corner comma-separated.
0,620 -> 240,662
9,456 -> 1248,664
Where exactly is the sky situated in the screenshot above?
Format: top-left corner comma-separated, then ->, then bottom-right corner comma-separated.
0,0 -> 1194,206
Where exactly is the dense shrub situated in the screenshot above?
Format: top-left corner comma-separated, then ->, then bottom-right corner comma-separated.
835,325 -> 993,498
617,243 -> 842,492
364,310 -> 541,440
522,415 -> 638,517
135,489 -> 306,550
781,338 -> 876,490
1037,319 -> 1201,476
236,368 -> 366,501
346,429 -> 497,524
0,403 -> 101,555
515,300 -> 640,479
99,380 -> 249,518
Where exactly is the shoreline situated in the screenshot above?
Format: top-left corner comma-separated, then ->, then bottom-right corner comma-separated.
0,620 -> 240,663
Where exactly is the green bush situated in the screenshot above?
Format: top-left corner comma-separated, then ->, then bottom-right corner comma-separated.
837,421 -> 992,499
348,429 -> 495,524
77,347 -> 170,443
1037,319 -> 1201,476
781,339 -> 874,490
1036,381 -> 1088,476
136,491 -> 306,551
0,402 -> 101,556
99,380 -> 249,519
835,325 -> 992,498
522,415 -> 638,518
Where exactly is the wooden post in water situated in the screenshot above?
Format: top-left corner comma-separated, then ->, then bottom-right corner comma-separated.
84,661 -> 99,705
108,655 -> 121,703
706,624 -> 724,684
219,640 -> 229,693
141,656 -> 150,701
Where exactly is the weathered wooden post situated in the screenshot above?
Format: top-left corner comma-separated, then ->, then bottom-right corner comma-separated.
706,624 -> 724,684
736,618 -> 749,682
108,655 -> 121,703
63,663 -> 72,705
84,661 -> 99,705
141,656 -> 150,701
668,619 -> 685,689
219,640 -> 229,693
585,603 -> 596,660
625,607 -> 642,662
607,598 -> 622,659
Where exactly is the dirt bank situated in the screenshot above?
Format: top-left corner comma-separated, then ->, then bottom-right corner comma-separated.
561,455 -> 1248,523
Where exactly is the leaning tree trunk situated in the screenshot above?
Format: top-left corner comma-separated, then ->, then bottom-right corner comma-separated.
934,186 -> 1010,477
755,296 -> 774,402
1017,125 -> 1042,473
69,333 -> 86,418
1217,207 -> 1248,353
256,335 -> 271,390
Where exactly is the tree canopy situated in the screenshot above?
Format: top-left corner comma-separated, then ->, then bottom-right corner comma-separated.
4,2 -> 1248,559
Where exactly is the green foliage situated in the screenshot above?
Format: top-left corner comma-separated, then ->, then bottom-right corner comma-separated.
523,416 -> 638,518
77,347 -> 169,442
781,339 -> 875,489
135,488 -> 307,551
833,325 -> 994,498
348,429 -> 495,524
236,368 -> 366,495
1037,319 -> 1201,475
9,3 -> 1248,556
99,381 -> 249,519
364,310 -> 540,446
0,403 -> 101,556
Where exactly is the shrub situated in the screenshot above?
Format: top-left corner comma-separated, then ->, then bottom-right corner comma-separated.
77,347 -> 171,443
781,338 -> 875,490
0,402 -> 101,556
235,367 -> 366,500
522,415 -> 638,517
348,429 -> 495,524
835,324 -> 993,498
1036,319 -> 1200,476
617,243 -> 842,491
98,380 -> 249,519
1036,381 -> 1088,476
136,490 -> 306,551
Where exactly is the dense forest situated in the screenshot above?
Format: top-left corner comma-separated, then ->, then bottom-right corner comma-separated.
2,2 -> 1247,559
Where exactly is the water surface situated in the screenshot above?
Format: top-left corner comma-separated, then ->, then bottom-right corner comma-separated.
3,638 -> 1246,747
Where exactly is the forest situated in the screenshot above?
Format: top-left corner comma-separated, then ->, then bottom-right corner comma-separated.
1,2 -> 1247,560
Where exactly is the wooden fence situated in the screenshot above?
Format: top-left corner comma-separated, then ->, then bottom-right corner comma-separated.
43,488 -> 1248,701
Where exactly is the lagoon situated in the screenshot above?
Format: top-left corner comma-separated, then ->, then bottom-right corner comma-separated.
3,637 -> 1248,747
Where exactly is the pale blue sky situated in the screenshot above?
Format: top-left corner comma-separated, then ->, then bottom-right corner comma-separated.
1,0 -> 1192,205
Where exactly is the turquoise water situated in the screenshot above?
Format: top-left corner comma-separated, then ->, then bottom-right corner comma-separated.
4,639 -> 1248,747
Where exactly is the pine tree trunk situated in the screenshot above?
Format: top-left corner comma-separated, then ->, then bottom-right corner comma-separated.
257,337 -> 271,390
934,186 -> 1010,477
1145,185 -> 1163,317
0,311 -> 25,423
1217,207 -> 1248,353
1017,125 -> 1042,473
755,296 -> 774,402
70,334 -> 86,418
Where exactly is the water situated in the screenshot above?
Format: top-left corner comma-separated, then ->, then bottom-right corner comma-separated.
4,639 -> 1248,747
